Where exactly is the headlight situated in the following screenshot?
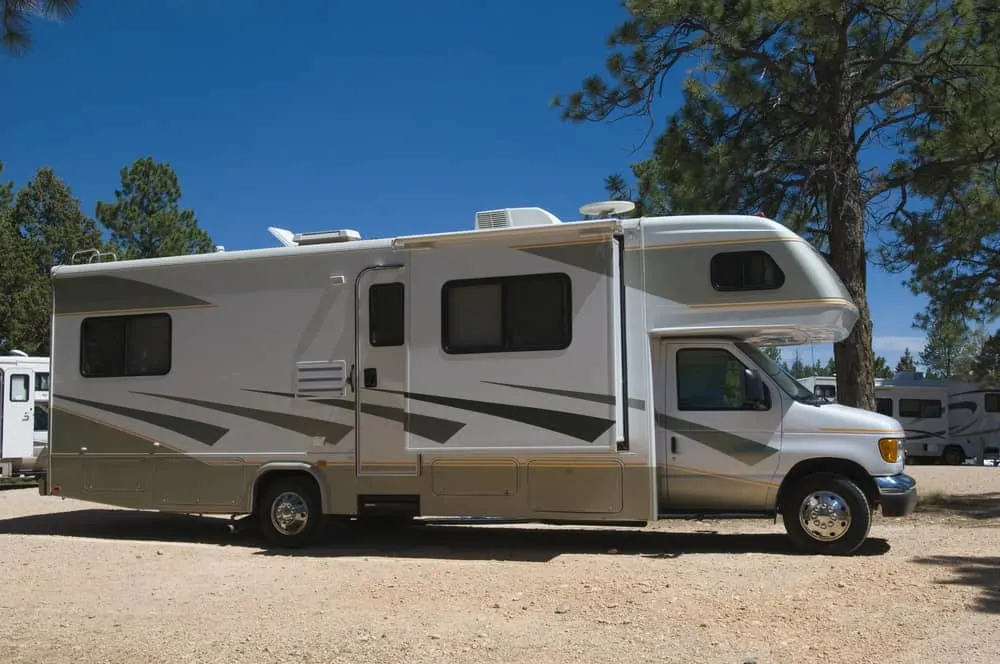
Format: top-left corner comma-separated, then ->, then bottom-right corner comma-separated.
878,438 -> 901,463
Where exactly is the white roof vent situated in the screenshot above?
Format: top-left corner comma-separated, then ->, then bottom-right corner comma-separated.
267,227 -> 361,247
474,207 -> 563,230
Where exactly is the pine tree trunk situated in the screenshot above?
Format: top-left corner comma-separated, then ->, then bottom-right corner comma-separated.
826,94 -> 875,410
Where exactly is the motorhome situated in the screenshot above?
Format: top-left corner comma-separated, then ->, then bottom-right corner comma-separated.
1,351 -> 50,481
800,371 -> 1000,465
38,202 -> 917,555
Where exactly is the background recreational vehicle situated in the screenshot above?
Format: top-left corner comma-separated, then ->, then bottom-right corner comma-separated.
39,202 -> 917,555
1,351 -> 50,483
799,372 -> 1000,465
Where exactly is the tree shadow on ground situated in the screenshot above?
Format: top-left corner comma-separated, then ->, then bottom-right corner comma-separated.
909,555 -> 1000,614
0,507 -> 891,561
915,492 -> 1000,520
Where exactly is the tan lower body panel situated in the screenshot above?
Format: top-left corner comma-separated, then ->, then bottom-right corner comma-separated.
48,408 -> 655,521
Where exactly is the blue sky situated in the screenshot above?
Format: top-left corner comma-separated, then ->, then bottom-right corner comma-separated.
2,0 -> 929,368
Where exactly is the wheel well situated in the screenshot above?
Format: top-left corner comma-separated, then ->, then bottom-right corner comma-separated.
776,458 -> 877,513
251,469 -> 322,516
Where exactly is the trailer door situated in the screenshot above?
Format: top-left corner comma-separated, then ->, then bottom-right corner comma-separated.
1,368 -> 35,460
355,265 -> 418,476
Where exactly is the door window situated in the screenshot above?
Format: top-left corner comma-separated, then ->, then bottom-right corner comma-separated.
676,348 -> 757,411
10,374 -> 29,402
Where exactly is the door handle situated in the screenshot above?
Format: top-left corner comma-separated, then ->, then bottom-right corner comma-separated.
670,436 -> 677,454
364,368 -> 378,388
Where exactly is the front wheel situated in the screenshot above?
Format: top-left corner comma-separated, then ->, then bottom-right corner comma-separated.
258,477 -> 324,548
941,446 -> 965,466
781,473 -> 872,555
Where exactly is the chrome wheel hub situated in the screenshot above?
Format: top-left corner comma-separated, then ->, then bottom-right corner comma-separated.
798,490 -> 851,541
270,491 -> 309,536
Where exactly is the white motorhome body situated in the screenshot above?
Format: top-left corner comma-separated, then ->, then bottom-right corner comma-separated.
801,372 -> 1000,465
1,352 -> 50,478
40,206 -> 917,554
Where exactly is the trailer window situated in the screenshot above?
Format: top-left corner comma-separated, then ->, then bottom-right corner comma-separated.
986,393 -> 1000,412
80,313 -> 172,378
876,398 -> 893,416
369,282 -> 405,347
9,374 -> 29,402
676,348 -> 764,411
442,273 -> 571,353
35,372 -> 50,392
898,398 -> 942,419
710,251 -> 785,292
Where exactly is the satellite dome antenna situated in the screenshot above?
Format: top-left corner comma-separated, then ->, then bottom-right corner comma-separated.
579,200 -> 636,220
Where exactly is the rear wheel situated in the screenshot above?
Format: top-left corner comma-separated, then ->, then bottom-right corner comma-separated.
781,473 -> 871,555
942,446 -> 965,466
257,476 -> 324,548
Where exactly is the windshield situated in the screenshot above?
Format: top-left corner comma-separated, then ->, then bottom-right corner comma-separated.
736,342 -> 822,404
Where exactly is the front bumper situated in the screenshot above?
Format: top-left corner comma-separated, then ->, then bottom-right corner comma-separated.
874,473 -> 917,517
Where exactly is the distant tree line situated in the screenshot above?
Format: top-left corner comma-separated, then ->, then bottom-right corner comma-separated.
0,157 -> 216,355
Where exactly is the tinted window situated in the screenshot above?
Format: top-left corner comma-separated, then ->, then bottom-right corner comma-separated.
899,398 -> 942,419
369,282 -> 405,347
9,374 -> 29,402
710,251 -> 785,292
876,398 -> 893,416
985,393 -> 1000,413
35,372 -> 50,392
81,313 -> 172,378
442,273 -> 571,354
676,348 -> 765,411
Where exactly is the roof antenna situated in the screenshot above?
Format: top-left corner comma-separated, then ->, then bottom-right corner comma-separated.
579,200 -> 636,220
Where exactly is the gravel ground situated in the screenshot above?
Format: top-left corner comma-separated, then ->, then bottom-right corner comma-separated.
0,466 -> 997,664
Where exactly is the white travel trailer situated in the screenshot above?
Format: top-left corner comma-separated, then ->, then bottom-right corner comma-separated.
800,371 -> 1000,465
1,351 -> 50,481
38,203 -> 917,555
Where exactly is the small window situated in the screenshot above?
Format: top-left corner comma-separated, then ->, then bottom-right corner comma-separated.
876,398 -> 893,416
676,348 -> 766,411
985,393 -> 1000,413
369,282 -> 405,347
35,372 -> 50,392
710,251 -> 785,292
899,398 -> 942,419
34,408 -> 49,432
9,374 -> 29,402
80,313 -> 172,378
816,385 -> 837,400
442,273 -> 571,354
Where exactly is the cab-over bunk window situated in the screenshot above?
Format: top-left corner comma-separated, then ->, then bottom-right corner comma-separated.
80,313 -> 172,377
710,250 -> 785,292
441,273 -> 572,354
898,398 -> 942,419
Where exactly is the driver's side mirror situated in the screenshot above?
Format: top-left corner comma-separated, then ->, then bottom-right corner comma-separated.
744,368 -> 768,409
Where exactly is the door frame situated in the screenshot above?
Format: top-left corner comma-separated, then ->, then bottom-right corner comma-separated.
353,263 -> 407,476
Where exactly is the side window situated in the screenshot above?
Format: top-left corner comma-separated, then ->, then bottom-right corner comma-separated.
442,273 -> 571,354
35,372 -> 50,392
876,398 -> 893,416
676,348 -> 763,411
10,374 -> 29,402
369,282 -> 405,347
985,393 -> 1000,413
80,313 -> 172,378
710,250 -> 785,292
898,398 -> 942,419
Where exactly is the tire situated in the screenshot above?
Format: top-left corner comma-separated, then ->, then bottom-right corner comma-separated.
780,473 -> 872,555
257,476 -> 325,548
942,446 -> 965,466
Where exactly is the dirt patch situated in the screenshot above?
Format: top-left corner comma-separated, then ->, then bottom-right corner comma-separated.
0,465 -> 997,664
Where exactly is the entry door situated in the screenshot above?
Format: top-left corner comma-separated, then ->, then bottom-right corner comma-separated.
355,266 -> 418,476
1,369 -> 35,459
659,341 -> 782,512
